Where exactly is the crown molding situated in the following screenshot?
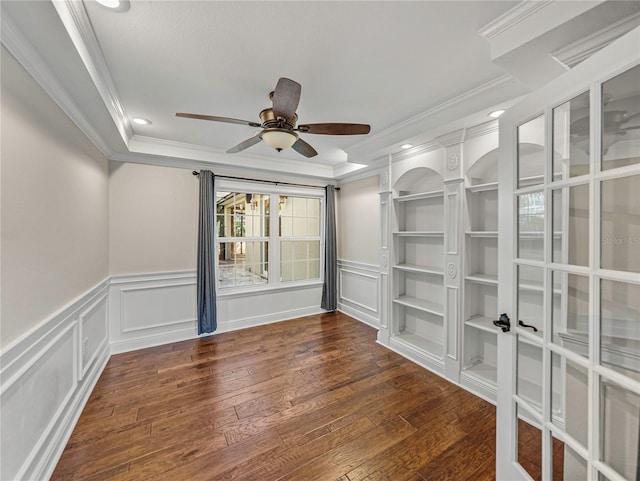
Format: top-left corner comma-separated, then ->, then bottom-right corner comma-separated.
390,141 -> 442,163
335,163 -> 383,184
478,0 -> 554,40
124,135 -> 336,180
465,119 -> 499,140
51,0 -> 133,146
347,74 -> 516,159
436,128 -> 466,148
551,12 -> 640,68
1,10 -> 112,158
110,151 -> 334,185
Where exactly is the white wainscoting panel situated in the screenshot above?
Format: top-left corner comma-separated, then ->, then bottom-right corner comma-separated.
110,271 -> 325,353
337,259 -> 380,328
0,279 -> 110,481
217,283 -> 324,332
109,271 -> 198,354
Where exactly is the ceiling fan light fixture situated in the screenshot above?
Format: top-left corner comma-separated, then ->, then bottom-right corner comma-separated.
261,128 -> 298,152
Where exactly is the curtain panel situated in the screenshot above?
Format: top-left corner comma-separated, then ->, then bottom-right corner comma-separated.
321,185 -> 337,311
197,170 -> 217,334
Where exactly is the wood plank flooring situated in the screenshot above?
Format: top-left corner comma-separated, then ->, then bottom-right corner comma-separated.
52,312 -> 499,481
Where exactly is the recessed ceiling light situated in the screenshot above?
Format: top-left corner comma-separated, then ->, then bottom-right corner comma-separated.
132,117 -> 152,125
400,144 -> 413,149
95,0 -> 130,12
96,0 -> 120,8
489,110 -> 505,118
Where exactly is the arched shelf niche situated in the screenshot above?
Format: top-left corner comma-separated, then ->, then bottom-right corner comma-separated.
394,166 -> 442,197
466,148 -> 498,187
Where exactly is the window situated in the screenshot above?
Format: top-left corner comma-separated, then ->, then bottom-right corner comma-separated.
215,181 -> 324,290
279,196 -> 321,282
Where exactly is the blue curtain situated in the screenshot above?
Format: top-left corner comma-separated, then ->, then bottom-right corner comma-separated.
197,170 -> 217,334
321,185 -> 338,311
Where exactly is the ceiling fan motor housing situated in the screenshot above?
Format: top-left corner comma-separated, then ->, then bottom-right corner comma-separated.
259,108 -> 297,130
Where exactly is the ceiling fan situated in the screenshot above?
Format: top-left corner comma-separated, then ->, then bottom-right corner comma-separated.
176,78 -> 371,158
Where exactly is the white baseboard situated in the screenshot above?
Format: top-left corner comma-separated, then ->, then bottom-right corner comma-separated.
338,303 -> 379,328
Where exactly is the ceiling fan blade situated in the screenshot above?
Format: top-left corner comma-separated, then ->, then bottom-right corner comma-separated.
271,78 -> 301,120
297,123 -> 371,135
176,113 -> 261,128
227,134 -> 262,153
291,137 -> 318,158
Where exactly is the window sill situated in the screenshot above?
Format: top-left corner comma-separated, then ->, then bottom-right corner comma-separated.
217,280 -> 323,299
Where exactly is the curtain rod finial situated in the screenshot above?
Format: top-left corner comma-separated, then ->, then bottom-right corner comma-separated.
192,171 -> 199,176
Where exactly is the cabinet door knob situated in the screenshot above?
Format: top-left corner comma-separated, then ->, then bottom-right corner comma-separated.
493,313 -> 511,332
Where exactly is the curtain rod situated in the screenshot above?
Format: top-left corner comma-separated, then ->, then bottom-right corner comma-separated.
192,171 -> 340,190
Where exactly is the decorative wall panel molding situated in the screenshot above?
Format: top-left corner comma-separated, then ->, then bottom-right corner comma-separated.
337,259 -> 380,328
109,271 -> 197,354
0,268 -> 361,480
0,280 -> 110,481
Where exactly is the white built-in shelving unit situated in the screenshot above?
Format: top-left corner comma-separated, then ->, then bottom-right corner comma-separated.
460,149 -> 501,398
391,175 -> 445,364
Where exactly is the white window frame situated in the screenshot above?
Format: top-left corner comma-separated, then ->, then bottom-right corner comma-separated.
214,179 -> 325,295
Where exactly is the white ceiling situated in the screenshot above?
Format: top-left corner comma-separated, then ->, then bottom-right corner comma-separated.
2,0 -> 638,180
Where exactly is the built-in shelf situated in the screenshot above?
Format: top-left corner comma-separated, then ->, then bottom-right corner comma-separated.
463,153 -> 500,400
518,282 -> 562,296
463,361 -> 498,385
393,296 -> 444,317
466,231 -> 498,238
396,190 -> 445,201
519,231 -> 563,239
467,181 -> 499,193
393,332 -> 443,358
393,264 -> 444,276
393,231 -> 445,237
465,316 -> 500,333
465,274 -> 498,286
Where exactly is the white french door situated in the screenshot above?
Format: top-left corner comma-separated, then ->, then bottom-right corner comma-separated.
496,28 -> 640,481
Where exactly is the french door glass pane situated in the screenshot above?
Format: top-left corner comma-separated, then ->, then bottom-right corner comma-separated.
551,352 -> 588,447
553,91 -> 590,179
518,193 -> 545,261
518,115 -> 546,188
601,64 -> 640,171
600,174 -> 640,273
552,185 -> 589,266
551,272 -> 589,357
559,444 -> 588,481
517,405 -> 543,481
600,378 -> 640,480
517,337 -> 543,411
600,278 -> 640,381
518,265 -> 544,334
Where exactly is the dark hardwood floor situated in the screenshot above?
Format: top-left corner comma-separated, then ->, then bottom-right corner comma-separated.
52,312 -> 500,481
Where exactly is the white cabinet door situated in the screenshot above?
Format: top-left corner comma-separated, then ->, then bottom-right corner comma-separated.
496,27 -> 640,481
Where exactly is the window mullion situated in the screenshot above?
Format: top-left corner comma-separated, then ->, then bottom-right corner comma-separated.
270,192 -> 281,287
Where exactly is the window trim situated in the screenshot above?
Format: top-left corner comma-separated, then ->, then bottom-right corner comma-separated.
214,179 -> 325,293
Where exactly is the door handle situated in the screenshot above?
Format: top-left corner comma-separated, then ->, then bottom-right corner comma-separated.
493,313 -> 511,332
518,320 -> 538,332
